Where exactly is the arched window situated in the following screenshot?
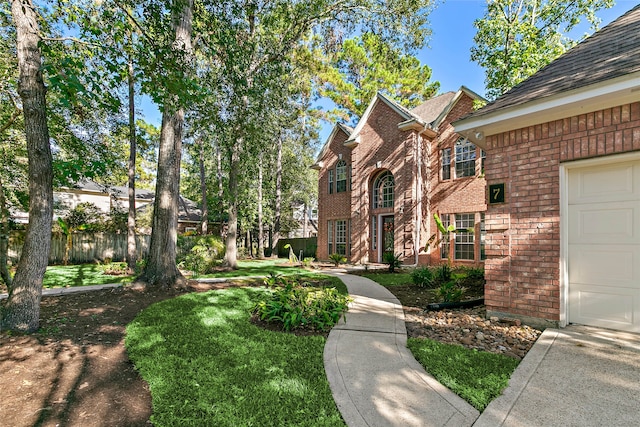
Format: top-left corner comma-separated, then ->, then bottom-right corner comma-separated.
372,171 -> 394,209
336,160 -> 347,193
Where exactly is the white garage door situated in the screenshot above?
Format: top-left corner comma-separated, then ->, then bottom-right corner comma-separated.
568,158 -> 640,332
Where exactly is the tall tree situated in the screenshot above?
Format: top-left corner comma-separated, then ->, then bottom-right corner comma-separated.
317,32 -> 440,120
2,0 -> 54,332
126,30 -> 137,272
471,0 -> 614,99
138,0 -> 193,288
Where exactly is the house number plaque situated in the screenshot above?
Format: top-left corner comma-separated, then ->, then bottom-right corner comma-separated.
489,183 -> 505,204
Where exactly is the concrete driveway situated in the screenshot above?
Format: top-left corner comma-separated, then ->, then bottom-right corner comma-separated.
475,326 -> 640,427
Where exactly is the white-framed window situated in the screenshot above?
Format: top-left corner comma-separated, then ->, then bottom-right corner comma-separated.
441,148 -> 451,180
336,160 -> 347,193
455,137 -> 476,178
440,213 -> 451,260
455,213 -> 475,260
481,150 -> 486,175
327,220 -> 333,254
373,171 -> 394,209
335,220 -> 347,255
328,170 -> 334,194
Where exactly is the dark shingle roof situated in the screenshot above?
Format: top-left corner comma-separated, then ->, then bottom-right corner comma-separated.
474,4 -> 640,117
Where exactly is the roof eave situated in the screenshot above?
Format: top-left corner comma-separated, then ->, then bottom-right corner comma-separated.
453,72 -> 640,148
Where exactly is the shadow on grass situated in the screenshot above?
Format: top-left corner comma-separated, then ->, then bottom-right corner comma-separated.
125,288 -> 345,427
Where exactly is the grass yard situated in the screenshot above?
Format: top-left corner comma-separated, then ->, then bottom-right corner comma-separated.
355,271 -> 413,287
407,338 -> 519,411
42,263 -> 134,288
126,286 -> 345,427
196,258 -> 313,279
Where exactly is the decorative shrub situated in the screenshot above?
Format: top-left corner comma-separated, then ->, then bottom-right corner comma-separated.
434,264 -> 452,284
411,267 -> 435,288
178,236 -> 225,275
328,253 -> 347,267
383,252 -> 402,273
435,280 -> 466,302
302,257 -> 315,268
253,278 -> 351,332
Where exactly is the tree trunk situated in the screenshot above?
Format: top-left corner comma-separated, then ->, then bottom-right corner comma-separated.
141,105 -> 186,288
126,39 -> 137,273
223,145 -> 239,269
2,0 -> 54,333
257,158 -> 264,258
0,176 -> 12,290
199,138 -> 208,235
271,133 -> 282,256
215,141 -> 224,237
139,0 -> 192,288
302,202 -> 307,238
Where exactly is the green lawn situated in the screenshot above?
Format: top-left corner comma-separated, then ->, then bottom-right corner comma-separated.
356,271 -> 412,287
24,259 -> 311,291
407,338 -> 519,411
196,259 -> 313,279
42,263 -> 134,288
126,286 -> 345,427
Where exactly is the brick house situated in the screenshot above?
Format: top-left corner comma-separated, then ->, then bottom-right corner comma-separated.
453,5 -> 640,331
313,87 -> 487,266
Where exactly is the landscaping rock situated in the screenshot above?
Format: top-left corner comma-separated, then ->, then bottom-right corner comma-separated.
404,305 -> 542,359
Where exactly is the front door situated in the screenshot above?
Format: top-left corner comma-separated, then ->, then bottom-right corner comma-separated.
381,215 -> 395,262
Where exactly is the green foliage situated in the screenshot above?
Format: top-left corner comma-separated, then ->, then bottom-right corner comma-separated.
435,280 -> 466,303
471,0 -> 614,99
328,253 -> 347,267
302,257 -> 315,268
411,267 -> 435,288
126,288 -> 345,426
435,264 -> 452,283
253,278 -> 351,332
317,32 -> 439,119
462,266 -> 485,281
408,337 -> 520,411
62,202 -> 105,231
178,236 -> 225,276
383,252 -> 402,273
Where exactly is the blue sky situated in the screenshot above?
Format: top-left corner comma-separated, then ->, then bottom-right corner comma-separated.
141,1 -> 639,144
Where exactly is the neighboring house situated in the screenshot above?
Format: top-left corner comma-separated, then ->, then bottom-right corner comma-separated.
288,202 -> 318,238
313,87 -> 487,265
54,180 -> 154,215
453,5 -> 640,331
52,180 -> 202,233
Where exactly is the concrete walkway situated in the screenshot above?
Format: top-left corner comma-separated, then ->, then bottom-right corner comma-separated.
323,272 -> 479,427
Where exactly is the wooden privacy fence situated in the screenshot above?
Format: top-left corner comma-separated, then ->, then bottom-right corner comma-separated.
276,237 -> 317,259
9,232 -> 151,265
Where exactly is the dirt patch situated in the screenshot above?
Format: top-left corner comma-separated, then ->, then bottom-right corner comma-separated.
0,281 -> 245,427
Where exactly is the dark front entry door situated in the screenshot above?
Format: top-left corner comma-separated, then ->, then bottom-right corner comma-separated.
381,215 -> 394,262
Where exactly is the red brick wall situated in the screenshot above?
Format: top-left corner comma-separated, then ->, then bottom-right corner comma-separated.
316,93 -> 485,265
316,128 -> 352,260
483,102 -> 640,325
351,100 -> 417,263
425,93 -> 487,265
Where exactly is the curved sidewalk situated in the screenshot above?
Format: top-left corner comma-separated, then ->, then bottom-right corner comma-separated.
324,272 -> 479,427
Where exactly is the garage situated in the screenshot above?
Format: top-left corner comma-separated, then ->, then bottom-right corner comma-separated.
566,155 -> 640,332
